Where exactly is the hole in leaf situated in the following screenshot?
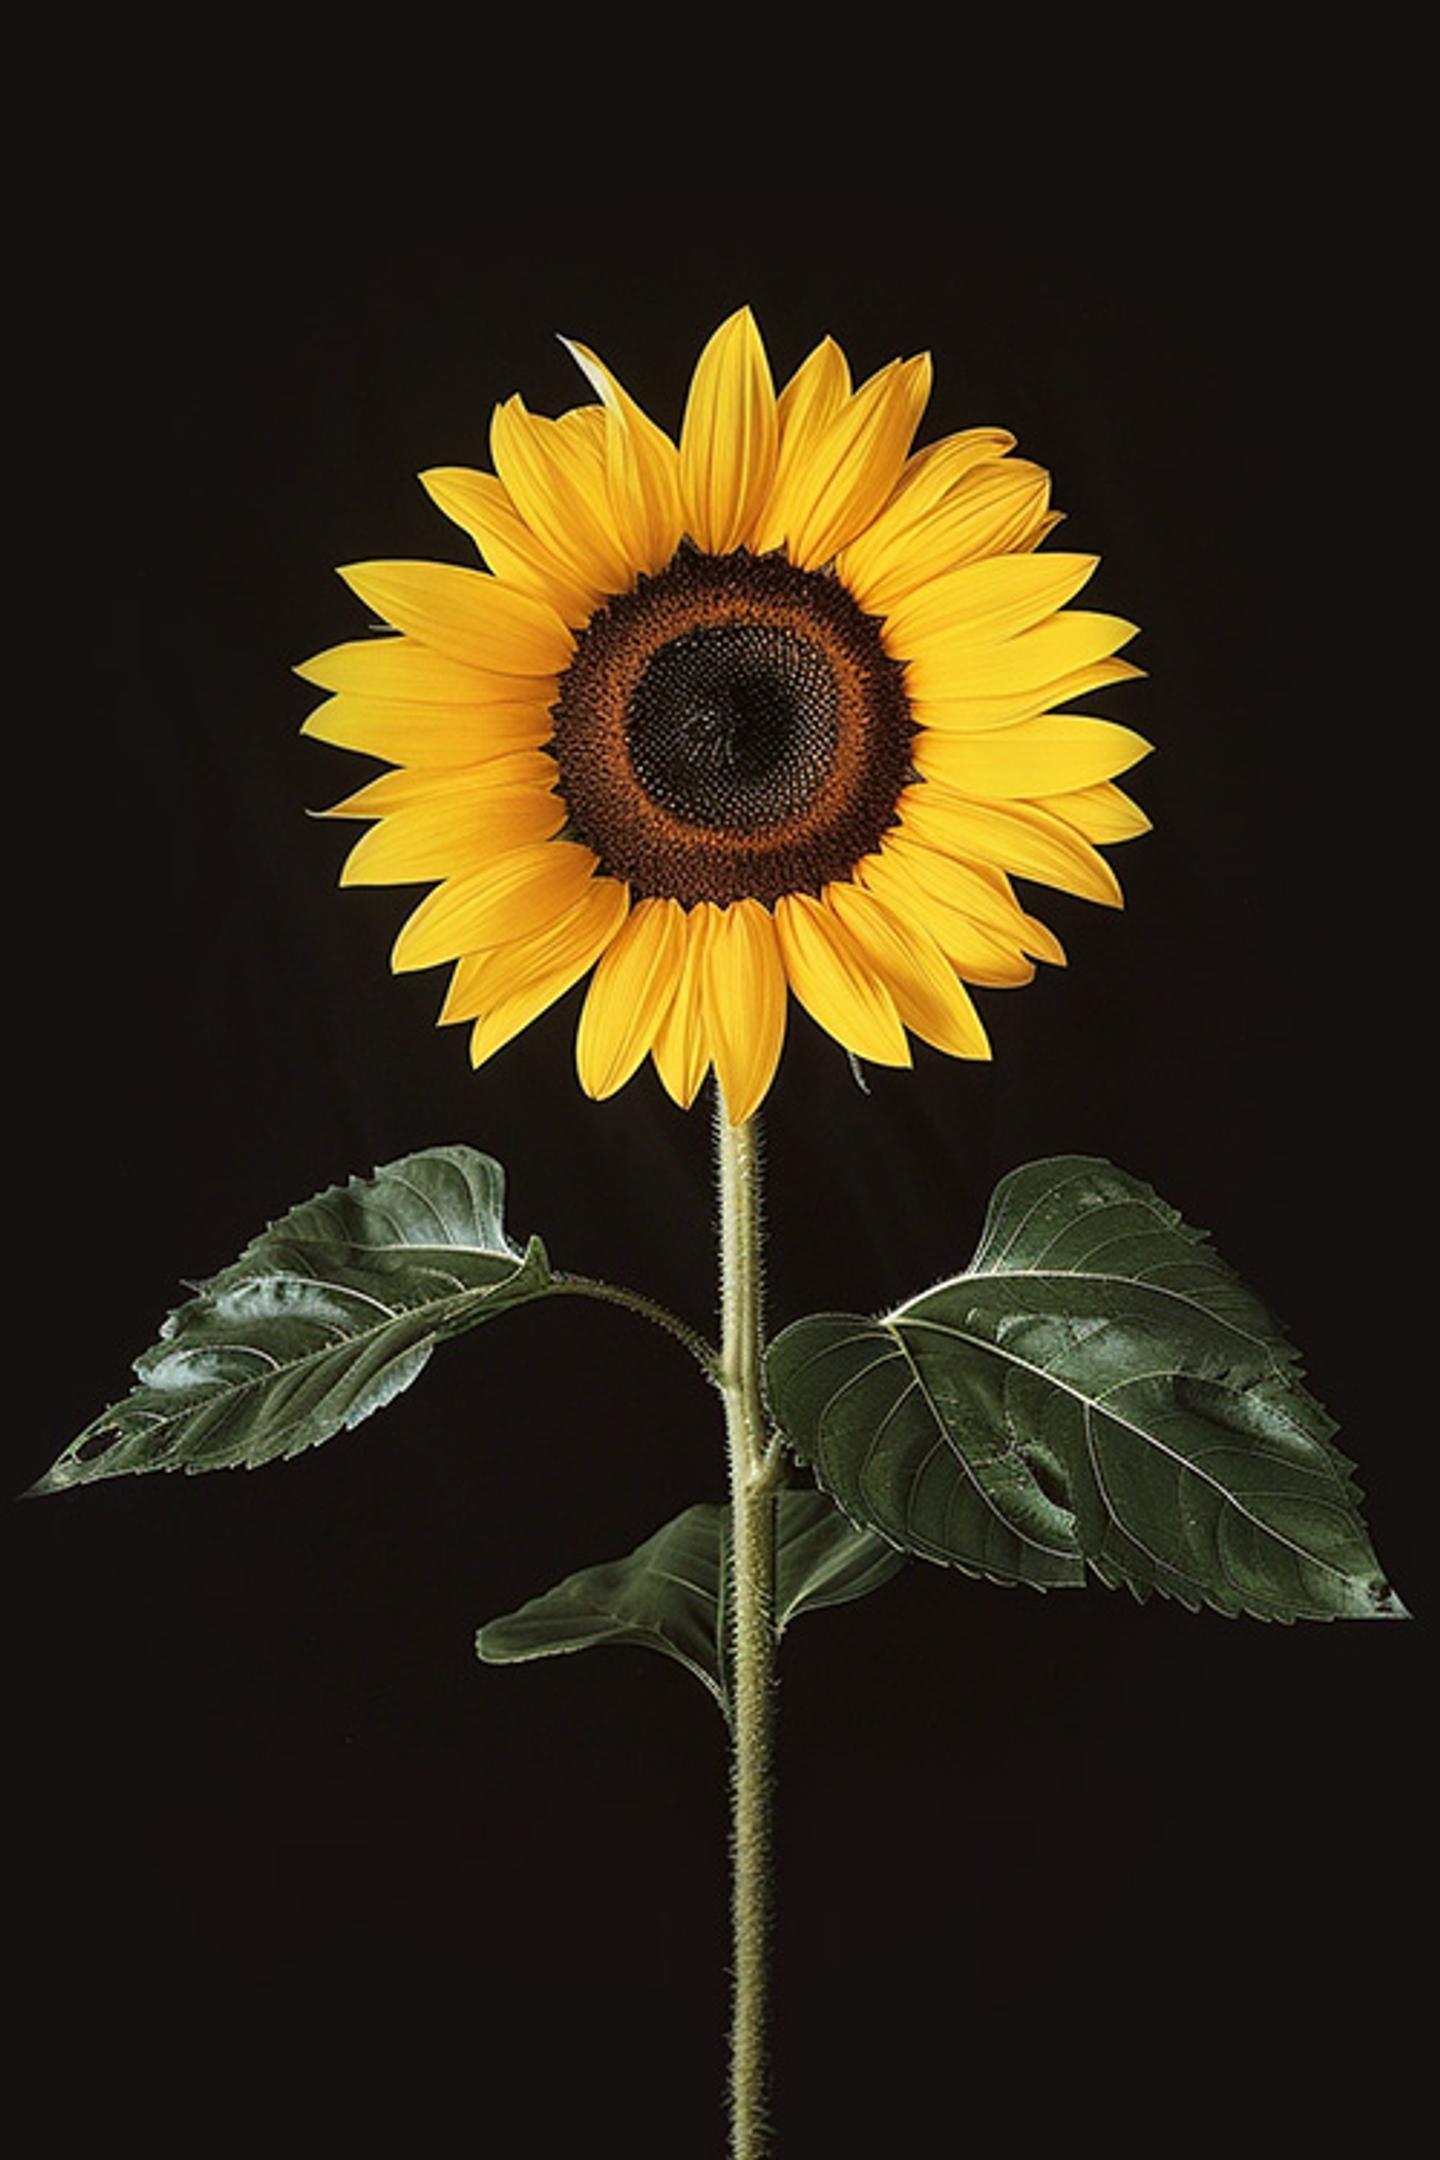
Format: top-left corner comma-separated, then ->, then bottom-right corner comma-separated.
1018,1440 -> 1071,1513
75,1429 -> 122,1464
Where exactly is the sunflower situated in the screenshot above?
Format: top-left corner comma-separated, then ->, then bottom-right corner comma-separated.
299,308 -> 1149,1122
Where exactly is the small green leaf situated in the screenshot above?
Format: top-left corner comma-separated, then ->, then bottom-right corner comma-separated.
477,1492 -> 904,1714
478,1505 -> 726,1706
36,1146 -> 554,1490
773,1489 -> 908,1625
767,1155 -> 1407,1623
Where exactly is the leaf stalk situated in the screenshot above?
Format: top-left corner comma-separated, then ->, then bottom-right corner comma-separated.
551,1274 -> 718,1378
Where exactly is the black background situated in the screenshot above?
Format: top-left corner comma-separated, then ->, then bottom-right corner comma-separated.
10,117 -> 1428,2156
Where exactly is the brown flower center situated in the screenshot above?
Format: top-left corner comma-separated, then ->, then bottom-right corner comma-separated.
548,544 -> 914,907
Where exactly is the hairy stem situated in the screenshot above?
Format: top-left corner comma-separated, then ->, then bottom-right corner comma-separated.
717,1102 -> 781,2159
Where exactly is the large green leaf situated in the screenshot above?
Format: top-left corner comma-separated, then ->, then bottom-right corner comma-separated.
767,1156 -> 1406,1622
476,1492 -> 905,1715
35,1147 -> 553,1490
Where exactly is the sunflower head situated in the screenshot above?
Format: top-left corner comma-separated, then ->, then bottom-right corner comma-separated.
300,307 -> 1149,1122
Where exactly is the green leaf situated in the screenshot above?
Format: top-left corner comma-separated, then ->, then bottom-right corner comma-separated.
476,1492 -> 905,1714
766,1155 -> 1406,1623
772,1489 -> 908,1625
477,1505 -> 726,1707
36,1147 -> 553,1491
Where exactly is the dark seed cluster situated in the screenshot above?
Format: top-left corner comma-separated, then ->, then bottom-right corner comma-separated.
549,543 -> 915,908
626,620 -> 839,832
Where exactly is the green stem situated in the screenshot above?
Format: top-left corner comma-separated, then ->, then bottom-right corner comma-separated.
717,1101 -> 781,2159
552,1275 -> 718,1378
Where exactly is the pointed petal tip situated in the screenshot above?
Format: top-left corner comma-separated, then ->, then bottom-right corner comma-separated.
389,928 -> 430,976
556,333 -> 613,408
574,1058 -> 612,1102
338,853 -> 390,890
721,1083 -> 766,1125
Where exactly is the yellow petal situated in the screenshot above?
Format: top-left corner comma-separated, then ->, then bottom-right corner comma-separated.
852,852 -> 1034,986
703,899 -> 788,1123
469,979 -> 572,1068
296,636 -> 540,704
1016,911 -> 1067,965
883,427 -> 1018,523
750,337 -> 853,553
679,307 -> 778,553
897,783 -> 1124,908
300,693 -> 552,767
877,847 -> 1069,965
910,656 -> 1144,734
330,759 -> 566,886
575,897 -> 688,1099
883,553 -> 1099,657
769,354 -> 933,571
902,612 -> 1139,703
320,749 -> 560,817
419,467 -> 603,627
1030,780 -> 1153,843
337,561 -> 572,676
392,841 -> 598,973
871,843 -> 1071,967
651,903 -> 716,1109
836,458 -> 1053,612
489,396 -> 632,595
825,882 -> 990,1060
899,902 -> 1036,988
556,405 -> 607,453
911,715 -> 1152,797
559,338 -> 684,577
928,924 -> 1035,988
450,878 -> 630,1053
862,833 -> 1047,947
441,889 -> 626,1028
773,892 -> 910,1066
439,948 -> 490,1026
776,336 -> 852,431
339,794 -> 566,886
